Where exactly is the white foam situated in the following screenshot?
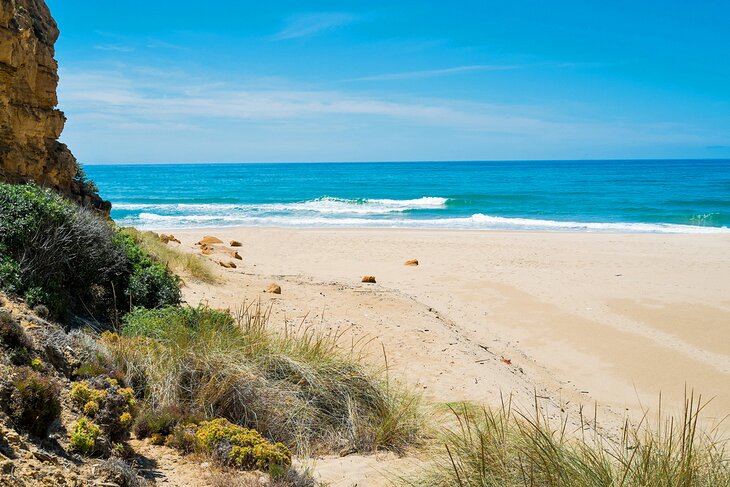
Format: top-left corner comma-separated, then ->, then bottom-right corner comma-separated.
115,196 -> 449,216
124,212 -> 730,234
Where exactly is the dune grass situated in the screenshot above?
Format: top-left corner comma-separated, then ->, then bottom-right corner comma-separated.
404,393 -> 729,487
105,302 -> 424,455
121,228 -> 218,284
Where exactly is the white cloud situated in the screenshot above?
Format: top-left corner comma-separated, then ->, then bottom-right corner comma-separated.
348,64 -> 523,81
56,66 -> 728,163
271,12 -> 359,40
94,44 -> 135,53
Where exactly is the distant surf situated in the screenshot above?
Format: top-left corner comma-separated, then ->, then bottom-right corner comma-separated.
85,160 -> 730,233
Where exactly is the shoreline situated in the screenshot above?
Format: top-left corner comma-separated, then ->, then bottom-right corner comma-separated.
158,226 -> 730,426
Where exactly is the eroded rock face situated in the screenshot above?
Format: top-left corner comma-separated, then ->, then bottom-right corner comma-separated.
0,0 -> 109,212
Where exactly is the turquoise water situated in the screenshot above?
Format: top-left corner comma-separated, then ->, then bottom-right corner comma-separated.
85,160 -> 730,233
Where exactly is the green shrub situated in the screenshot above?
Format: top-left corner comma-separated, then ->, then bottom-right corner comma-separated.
114,231 -> 182,310
0,182 -> 181,321
8,367 -> 62,437
122,228 -> 218,284
70,418 -> 102,455
133,405 -> 201,440
168,418 -> 291,472
69,377 -> 136,441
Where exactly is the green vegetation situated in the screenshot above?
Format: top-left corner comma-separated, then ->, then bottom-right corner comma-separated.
107,303 -> 424,454
8,367 -> 62,437
122,227 -> 218,284
133,404 -> 201,443
404,397 -> 730,487
0,182 -> 180,321
70,418 -> 103,455
167,418 -> 291,471
69,377 -> 136,441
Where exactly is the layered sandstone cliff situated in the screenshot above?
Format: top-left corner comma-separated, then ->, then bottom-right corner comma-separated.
0,0 -> 108,211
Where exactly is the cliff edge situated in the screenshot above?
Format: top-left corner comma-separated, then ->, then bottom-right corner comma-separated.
0,0 -> 109,212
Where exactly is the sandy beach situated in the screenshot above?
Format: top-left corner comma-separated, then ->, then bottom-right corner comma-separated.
164,227 -> 730,484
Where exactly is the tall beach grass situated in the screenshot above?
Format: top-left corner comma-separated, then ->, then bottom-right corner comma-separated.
405,393 -> 729,486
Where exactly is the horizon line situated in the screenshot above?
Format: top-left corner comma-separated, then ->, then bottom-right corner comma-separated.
82,158 -> 730,166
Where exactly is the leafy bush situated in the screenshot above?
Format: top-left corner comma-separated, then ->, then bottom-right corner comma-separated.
167,419 -> 291,472
114,231 -> 182,310
8,367 -> 62,437
133,405 -> 201,440
69,377 -> 136,441
0,182 -> 181,321
70,418 -> 103,455
122,228 -> 217,284
109,304 -> 423,454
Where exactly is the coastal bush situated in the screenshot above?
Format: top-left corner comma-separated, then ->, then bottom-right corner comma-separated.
69,377 -> 136,441
166,418 -> 291,471
122,228 -> 218,284
133,404 -> 201,441
70,418 -> 103,455
8,367 -> 62,437
404,395 -> 730,487
114,231 -> 182,309
107,303 -> 424,454
0,182 -> 181,321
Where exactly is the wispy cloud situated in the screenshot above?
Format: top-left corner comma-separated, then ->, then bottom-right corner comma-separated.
94,44 -> 135,53
347,64 -> 523,81
56,66 -> 727,164
271,12 -> 359,41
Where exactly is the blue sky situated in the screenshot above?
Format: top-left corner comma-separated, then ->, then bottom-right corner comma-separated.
47,0 -> 730,163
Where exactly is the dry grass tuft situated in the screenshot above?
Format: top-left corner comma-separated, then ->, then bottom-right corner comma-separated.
105,302 -> 424,455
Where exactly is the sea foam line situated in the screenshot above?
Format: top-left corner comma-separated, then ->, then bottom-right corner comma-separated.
113,196 -> 449,215
123,212 -> 730,234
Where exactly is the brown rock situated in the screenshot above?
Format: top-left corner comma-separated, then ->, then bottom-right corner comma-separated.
219,248 -> 242,260
216,261 -> 237,269
404,259 -> 419,266
361,275 -> 377,283
230,240 -> 242,247
0,0 -> 109,213
265,283 -> 282,294
196,236 -> 224,245
160,234 -> 181,244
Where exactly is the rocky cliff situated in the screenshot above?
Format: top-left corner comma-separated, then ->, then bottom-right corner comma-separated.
0,0 -> 109,212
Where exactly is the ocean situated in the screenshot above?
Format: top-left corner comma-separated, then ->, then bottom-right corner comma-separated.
85,160 -> 730,233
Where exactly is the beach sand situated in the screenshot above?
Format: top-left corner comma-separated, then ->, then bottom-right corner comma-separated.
165,228 -> 730,485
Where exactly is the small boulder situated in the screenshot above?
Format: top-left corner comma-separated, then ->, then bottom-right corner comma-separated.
217,261 -> 237,269
230,240 -> 242,247
196,235 -> 224,246
404,259 -> 419,266
220,248 -> 243,260
160,234 -> 181,244
361,275 -> 376,283
265,283 -> 282,294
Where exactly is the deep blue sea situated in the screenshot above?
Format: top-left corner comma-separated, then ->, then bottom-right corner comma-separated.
85,160 -> 730,233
